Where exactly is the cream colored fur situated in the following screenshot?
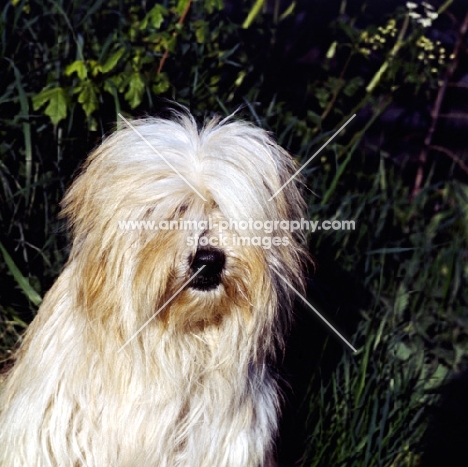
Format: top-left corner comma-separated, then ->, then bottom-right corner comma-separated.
0,110 -> 307,467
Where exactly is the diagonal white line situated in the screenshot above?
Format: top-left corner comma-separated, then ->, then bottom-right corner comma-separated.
269,114 -> 356,201
272,266 -> 357,353
118,113 -> 207,201
118,265 -> 206,353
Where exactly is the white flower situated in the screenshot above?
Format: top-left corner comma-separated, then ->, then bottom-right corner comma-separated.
418,18 -> 433,28
406,2 -> 418,9
427,11 -> 438,20
422,1 -> 435,10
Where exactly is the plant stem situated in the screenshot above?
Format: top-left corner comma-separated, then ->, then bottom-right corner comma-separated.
412,10 -> 468,198
321,54 -> 352,122
157,0 -> 192,74
242,0 -> 265,29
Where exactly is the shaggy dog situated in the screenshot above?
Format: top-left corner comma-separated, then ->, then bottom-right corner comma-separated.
0,110 -> 307,466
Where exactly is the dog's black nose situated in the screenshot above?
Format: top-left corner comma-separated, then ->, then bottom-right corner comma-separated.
189,248 -> 225,291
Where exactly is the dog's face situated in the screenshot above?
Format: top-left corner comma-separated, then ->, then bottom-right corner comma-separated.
61,113 -> 306,340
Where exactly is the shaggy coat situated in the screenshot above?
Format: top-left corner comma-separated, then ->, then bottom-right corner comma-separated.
0,111 -> 306,467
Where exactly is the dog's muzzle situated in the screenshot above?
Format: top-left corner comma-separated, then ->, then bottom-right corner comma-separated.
189,248 -> 225,291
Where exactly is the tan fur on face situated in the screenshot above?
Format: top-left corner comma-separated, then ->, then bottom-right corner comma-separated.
0,110 -> 307,467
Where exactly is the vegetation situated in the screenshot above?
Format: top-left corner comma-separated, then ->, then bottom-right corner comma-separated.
1,0 -> 467,465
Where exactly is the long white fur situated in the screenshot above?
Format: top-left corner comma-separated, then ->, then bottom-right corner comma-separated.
0,110 -> 307,467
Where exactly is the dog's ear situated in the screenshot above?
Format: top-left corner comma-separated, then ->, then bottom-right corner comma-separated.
71,241 -> 117,325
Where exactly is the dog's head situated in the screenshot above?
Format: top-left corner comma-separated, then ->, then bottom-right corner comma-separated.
62,110 -> 308,343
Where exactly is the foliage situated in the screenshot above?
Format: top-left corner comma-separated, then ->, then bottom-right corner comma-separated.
1,0 -> 467,465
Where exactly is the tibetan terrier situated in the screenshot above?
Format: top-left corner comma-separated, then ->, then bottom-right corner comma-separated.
0,109 -> 307,466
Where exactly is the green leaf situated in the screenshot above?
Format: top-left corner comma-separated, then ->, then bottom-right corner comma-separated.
394,284 -> 409,315
141,4 -> 167,29
0,241 -> 42,307
315,87 -> 330,109
89,59 -> 102,77
176,0 -> 190,16
204,0 -> 223,14
77,81 -> 99,116
104,74 -> 125,94
101,48 -> 125,73
394,342 -> 413,361
424,364 -> 449,390
152,72 -> 170,94
124,73 -> 145,108
65,60 -> 87,80
343,76 -> 364,97
194,20 -> 207,43
32,87 -> 68,125
307,110 -> 322,126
